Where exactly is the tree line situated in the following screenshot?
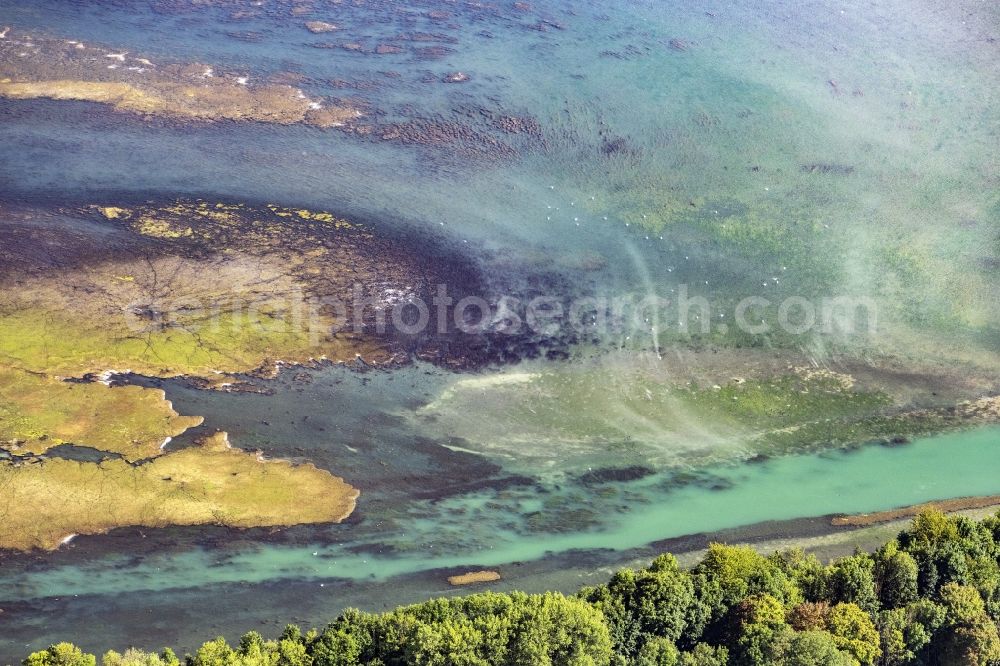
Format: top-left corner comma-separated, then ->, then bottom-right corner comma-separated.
22,509 -> 1000,665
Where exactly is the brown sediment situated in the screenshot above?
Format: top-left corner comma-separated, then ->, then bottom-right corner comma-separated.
414,46 -> 455,60
492,114 -> 543,136
304,21 -> 339,33
364,119 -> 519,161
832,495 -> 1000,527
448,570 -> 502,586
0,28 -> 361,127
959,396 -> 1000,419
0,79 -> 361,126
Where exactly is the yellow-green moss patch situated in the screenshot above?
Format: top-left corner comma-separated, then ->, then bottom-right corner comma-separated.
0,432 -> 359,552
0,366 -> 202,461
0,254 -> 342,377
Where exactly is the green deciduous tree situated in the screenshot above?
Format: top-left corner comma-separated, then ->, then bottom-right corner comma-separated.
312,591 -> 611,666
874,542 -> 919,610
825,603 -> 881,666
933,583 -> 1000,666
634,638 -> 680,666
582,554 -> 694,659
188,638 -> 237,666
778,550 -> 829,603
101,649 -> 178,666
827,553 -> 879,615
24,644 -> 97,666
876,605 -> 942,666
677,643 -> 728,666
781,630 -> 855,666
696,544 -> 801,608
730,595 -> 791,666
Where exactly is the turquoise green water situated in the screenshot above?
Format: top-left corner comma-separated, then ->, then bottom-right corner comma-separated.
5,426 -> 998,602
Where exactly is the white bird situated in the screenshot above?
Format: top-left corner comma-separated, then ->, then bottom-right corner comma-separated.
105,52 -> 127,61
0,27 -> 10,39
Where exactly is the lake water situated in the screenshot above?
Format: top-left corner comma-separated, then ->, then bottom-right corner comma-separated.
0,0 -> 997,660
1,352 -> 997,656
